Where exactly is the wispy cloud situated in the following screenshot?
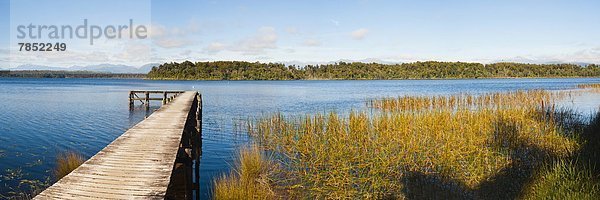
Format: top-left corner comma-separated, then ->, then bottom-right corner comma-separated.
154,38 -> 192,48
203,42 -> 226,54
149,24 -> 167,38
285,27 -> 299,34
303,39 -> 322,47
7,40 -> 154,67
0,49 -> 8,68
114,42 -> 151,61
570,47 -> 600,63
330,19 -> 340,26
490,47 -> 600,64
230,26 -> 278,55
150,23 -> 198,48
180,50 -> 192,56
351,28 -> 369,40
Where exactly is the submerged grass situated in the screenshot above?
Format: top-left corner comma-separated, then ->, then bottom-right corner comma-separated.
216,89 -> 600,199
53,151 -> 85,180
2,152 -> 84,199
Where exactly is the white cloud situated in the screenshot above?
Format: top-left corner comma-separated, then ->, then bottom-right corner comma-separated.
114,42 -> 151,62
255,56 -> 272,60
6,40 -> 154,67
285,27 -> 298,34
490,47 -> 600,64
204,42 -> 226,54
150,23 -> 198,49
351,28 -> 369,40
151,22 -> 200,38
180,50 -> 192,56
231,26 -> 278,55
149,24 -> 167,38
11,50 -> 111,66
303,39 -> 322,47
187,20 -> 202,34
570,47 -> 600,63
0,49 -> 8,68
154,38 -> 191,48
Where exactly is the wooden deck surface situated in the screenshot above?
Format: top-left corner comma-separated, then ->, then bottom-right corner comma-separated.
34,91 -> 199,200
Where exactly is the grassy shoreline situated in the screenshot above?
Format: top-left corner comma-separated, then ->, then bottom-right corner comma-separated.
215,89 -> 600,199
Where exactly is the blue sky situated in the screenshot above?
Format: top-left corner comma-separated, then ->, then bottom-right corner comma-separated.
2,0 -> 600,68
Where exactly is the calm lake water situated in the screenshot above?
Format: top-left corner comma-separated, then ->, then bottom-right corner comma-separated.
1,78 -> 600,198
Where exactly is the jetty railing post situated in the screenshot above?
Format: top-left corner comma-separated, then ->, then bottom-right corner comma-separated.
163,92 -> 167,105
145,92 -> 150,110
199,94 -> 202,151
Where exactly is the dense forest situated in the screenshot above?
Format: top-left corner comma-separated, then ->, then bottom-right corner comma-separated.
0,70 -> 146,79
147,61 -> 600,80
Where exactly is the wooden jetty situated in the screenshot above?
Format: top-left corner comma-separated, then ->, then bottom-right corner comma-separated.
35,91 -> 203,200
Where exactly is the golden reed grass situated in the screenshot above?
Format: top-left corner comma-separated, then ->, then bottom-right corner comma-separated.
213,145 -> 277,200
215,89 -> 592,199
578,83 -> 600,93
248,108 -> 578,199
53,152 -> 85,180
577,83 -> 600,89
368,90 -> 566,112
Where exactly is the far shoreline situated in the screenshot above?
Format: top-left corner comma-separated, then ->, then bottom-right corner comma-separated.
2,76 -> 600,81
142,76 -> 600,81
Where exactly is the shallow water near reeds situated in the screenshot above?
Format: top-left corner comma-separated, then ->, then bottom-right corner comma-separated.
1,78 -> 600,199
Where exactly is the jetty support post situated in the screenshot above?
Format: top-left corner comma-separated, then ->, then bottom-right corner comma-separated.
172,92 -> 201,199
194,93 -> 202,198
128,91 -> 134,110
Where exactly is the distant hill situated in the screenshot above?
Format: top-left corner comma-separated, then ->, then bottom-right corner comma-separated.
138,63 -> 160,73
0,70 -> 146,79
12,64 -> 66,71
10,63 -> 159,73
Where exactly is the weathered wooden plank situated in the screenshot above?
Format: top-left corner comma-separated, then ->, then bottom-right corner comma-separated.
49,184 -> 163,196
34,91 -> 199,200
90,153 -> 177,158
62,174 -> 169,185
34,193 -> 82,200
76,165 -> 172,173
54,176 -> 164,187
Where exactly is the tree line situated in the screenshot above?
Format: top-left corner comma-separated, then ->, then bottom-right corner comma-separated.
147,61 -> 600,80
